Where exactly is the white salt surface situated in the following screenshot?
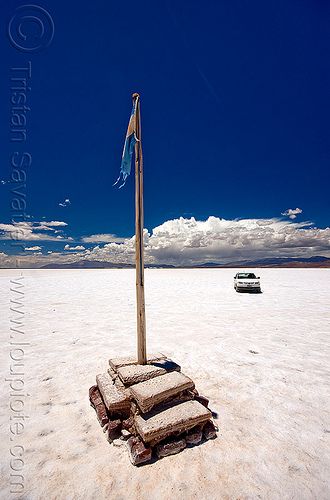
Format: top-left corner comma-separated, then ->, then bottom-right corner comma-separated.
1,268 -> 329,499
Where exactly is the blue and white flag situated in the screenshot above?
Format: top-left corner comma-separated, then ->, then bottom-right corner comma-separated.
114,100 -> 138,188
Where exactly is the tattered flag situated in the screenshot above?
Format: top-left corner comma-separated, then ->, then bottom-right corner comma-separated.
113,100 -> 138,188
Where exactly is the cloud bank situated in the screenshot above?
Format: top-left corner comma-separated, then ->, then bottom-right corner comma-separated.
0,221 -> 70,242
0,216 -> 329,268
83,216 -> 329,266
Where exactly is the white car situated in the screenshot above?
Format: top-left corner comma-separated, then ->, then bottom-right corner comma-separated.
234,272 -> 261,293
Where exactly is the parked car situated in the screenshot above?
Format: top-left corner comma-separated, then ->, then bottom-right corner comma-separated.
234,272 -> 261,293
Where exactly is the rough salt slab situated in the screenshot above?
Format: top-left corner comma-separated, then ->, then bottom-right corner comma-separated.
126,436 -> 152,466
134,399 -> 211,444
107,369 -> 131,399
96,373 -> 130,411
89,385 -> 103,408
109,352 -> 165,371
117,359 -> 181,386
130,371 -> 194,413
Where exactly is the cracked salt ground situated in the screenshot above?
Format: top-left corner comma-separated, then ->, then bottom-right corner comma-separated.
0,268 -> 329,499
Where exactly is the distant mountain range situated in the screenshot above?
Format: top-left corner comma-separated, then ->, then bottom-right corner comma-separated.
197,256 -> 330,268
41,260 -> 135,269
40,256 -> 330,269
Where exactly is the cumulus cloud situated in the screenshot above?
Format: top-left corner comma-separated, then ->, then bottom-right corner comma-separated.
282,208 -> 303,219
0,249 -> 89,268
82,234 -> 126,243
25,246 -> 42,251
82,216 -> 330,266
83,235 -> 136,264
1,216 -> 329,268
64,245 -> 85,251
0,252 -> 10,265
0,220 -> 69,241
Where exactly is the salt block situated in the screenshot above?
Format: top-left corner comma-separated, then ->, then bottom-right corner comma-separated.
134,399 -> 212,445
107,370 -> 132,401
109,352 -> 165,371
107,368 -> 131,397
89,385 -> 103,408
186,425 -> 203,445
130,371 -> 195,413
106,419 -> 121,442
156,437 -> 186,458
203,420 -> 217,440
95,403 -> 108,427
89,385 -> 97,398
96,373 -> 130,412
117,359 -> 180,386
126,436 -> 152,466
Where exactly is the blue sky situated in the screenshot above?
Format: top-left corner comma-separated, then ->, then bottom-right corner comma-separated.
0,0 -> 329,267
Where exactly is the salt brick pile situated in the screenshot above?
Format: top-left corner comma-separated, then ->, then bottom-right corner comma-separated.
89,353 -> 217,465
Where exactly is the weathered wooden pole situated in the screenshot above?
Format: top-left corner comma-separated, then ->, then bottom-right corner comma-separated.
133,93 -> 147,365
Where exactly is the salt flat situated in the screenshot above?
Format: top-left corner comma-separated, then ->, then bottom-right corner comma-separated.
1,268 -> 329,499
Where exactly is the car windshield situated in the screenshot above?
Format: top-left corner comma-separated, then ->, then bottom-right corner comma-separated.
237,273 -> 257,279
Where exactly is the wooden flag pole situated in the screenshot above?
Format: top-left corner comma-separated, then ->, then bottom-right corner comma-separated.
133,93 -> 147,365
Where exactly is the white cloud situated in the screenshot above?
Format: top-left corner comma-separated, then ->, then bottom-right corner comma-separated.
282,208 -> 303,219
59,198 -> 71,207
1,216 -> 329,268
0,221 -> 70,241
82,234 -> 126,243
0,252 -> 10,264
83,235 -> 136,263
38,221 -> 68,228
82,216 -> 330,266
0,249 -> 84,268
64,245 -> 85,251
25,246 -> 42,251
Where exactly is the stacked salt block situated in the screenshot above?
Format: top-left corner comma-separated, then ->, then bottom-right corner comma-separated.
89,353 -> 217,465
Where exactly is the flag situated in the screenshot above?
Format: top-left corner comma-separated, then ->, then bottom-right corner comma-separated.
114,99 -> 139,188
